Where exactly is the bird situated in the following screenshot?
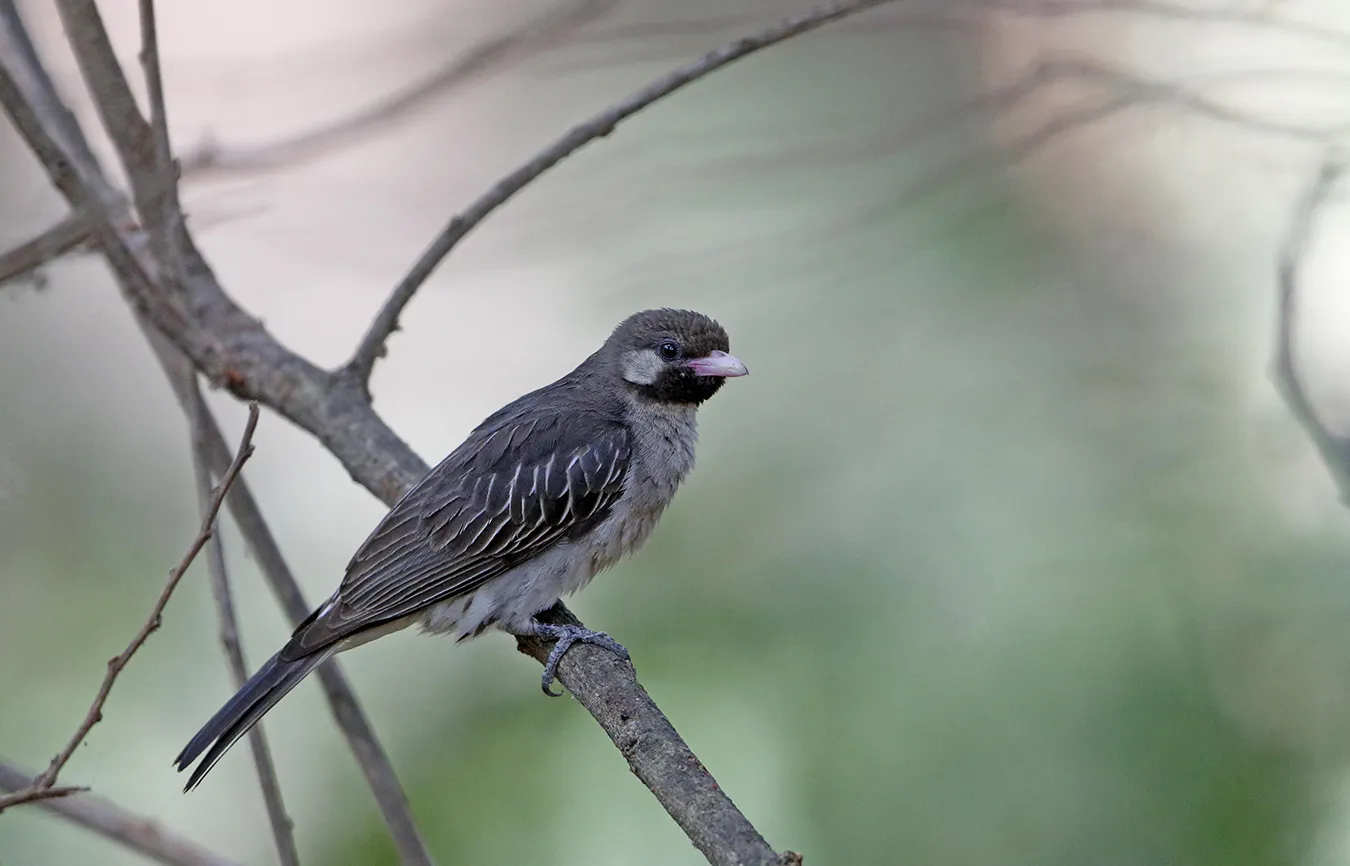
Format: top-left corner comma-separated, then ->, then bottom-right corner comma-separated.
174,308 -> 748,790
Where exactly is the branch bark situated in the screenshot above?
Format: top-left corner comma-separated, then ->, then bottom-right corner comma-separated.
0,762 -> 243,866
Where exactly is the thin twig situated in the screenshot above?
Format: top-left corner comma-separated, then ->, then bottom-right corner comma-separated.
0,210 -> 98,288
136,0 -> 183,275
0,404 -> 259,813
146,328 -> 435,866
0,761 -> 243,866
54,0 -> 163,221
1272,155 -> 1350,497
340,0 -> 901,393
1,21 -> 434,863
186,383 -> 300,866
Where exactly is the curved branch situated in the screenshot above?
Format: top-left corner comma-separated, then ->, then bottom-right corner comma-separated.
1272,155 -> 1350,498
340,0 -> 900,393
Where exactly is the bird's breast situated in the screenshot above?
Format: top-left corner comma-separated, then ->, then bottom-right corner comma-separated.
585,403 -> 699,573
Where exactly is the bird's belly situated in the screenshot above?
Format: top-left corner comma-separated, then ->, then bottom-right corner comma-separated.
417,542 -> 595,639
417,498 -> 670,641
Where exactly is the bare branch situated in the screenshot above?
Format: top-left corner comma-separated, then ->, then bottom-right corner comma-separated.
1,0 -> 901,860
146,329 -> 435,866
54,0 -> 163,221
0,210 -> 97,288
340,0 -> 902,393
185,383 -> 300,866
138,0 -> 170,176
0,762 -> 243,866
1272,155 -> 1350,498
517,602 -> 793,866
0,404 -> 259,814
135,0 -> 183,275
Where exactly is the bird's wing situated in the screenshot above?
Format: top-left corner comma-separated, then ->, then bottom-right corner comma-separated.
282,412 -> 631,657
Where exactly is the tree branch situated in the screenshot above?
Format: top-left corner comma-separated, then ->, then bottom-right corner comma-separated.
0,0 -> 913,860
340,0 -> 901,394
0,762 -> 243,866
0,210 -> 98,288
1272,155 -> 1350,498
0,404 -> 259,813
517,602 -> 794,866
144,329 -> 436,866
2,10 -> 437,860
54,0 -> 163,223
186,383 -> 300,866
135,0 -> 184,274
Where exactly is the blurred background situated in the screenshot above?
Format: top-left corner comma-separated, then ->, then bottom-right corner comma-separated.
5,0 -> 1350,864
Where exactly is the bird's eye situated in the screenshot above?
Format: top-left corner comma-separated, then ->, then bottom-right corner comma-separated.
657,340 -> 681,361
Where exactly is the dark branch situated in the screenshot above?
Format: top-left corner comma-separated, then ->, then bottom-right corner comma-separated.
1272,155 -> 1350,498
340,0 -> 901,394
0,762 -> 243,866
0,404 -> 259,813
186,383 -> 301,866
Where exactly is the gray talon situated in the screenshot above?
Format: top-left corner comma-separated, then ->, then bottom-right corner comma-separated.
533,622 -> 630,696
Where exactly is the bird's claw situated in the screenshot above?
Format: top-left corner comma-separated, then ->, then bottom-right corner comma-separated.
532,622 -> 630,696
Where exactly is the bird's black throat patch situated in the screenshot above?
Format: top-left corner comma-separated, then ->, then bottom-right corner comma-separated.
633,366 -> 726,405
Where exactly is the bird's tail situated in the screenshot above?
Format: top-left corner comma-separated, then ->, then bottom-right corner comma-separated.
174,648 -> 331,791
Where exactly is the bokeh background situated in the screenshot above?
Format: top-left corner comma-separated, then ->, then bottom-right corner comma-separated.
6,1 -> 1350,864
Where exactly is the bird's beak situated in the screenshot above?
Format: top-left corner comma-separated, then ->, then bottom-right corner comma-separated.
687,350 -> 749,378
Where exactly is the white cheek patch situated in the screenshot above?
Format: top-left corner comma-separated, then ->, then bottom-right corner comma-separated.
622,349 -> 664,385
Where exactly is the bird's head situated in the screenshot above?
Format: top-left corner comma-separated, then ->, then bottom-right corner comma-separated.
604,308 -> 748,406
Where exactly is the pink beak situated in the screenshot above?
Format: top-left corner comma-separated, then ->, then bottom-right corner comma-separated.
686,350 -> 749,378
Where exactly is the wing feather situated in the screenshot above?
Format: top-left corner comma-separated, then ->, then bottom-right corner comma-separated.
281,409 -> 631,656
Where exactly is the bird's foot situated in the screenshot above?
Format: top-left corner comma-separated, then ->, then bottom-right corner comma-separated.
531,621 -> 630,697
